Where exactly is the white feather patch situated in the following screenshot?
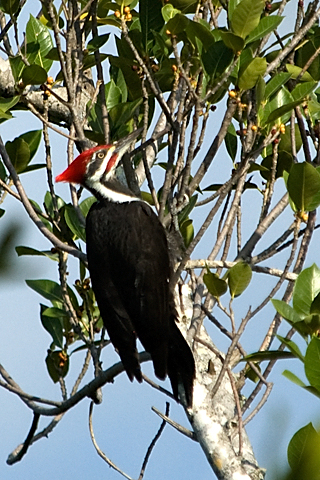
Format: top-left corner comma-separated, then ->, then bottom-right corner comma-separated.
87,179 -> 139,203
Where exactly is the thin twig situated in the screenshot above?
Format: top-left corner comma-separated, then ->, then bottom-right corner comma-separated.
141,374 -> 175,402
243,383 -> 273,426
27,100 -> 78,141
151,405 -> 197,442
211,308 -> 252,398
138,403 -> 170,480
89,401 -> 134,480
121,19 -> 175,130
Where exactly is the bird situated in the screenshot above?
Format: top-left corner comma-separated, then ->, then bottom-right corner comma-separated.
56,130 -> 195,407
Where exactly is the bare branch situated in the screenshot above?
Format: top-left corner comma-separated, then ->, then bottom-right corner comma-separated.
151,405 -> 197,442
138,402 -> 170,480
6,413 -> 40,465
89,401 -> 134,480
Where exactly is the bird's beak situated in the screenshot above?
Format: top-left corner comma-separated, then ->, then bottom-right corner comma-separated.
113,128 -> 143,158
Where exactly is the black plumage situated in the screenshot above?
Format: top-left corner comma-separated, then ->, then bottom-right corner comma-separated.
86,198 -> 195,406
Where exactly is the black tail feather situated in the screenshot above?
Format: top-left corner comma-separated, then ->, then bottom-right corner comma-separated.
167,323 -> 195,407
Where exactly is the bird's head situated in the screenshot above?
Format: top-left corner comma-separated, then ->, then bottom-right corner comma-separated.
55,129 -> 141,188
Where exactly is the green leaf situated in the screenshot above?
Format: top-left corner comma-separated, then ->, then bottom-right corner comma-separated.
308,97 -> 320,123
97,0 -> 115,17
29,199 -> 52,231
108,97 -> 143,131
291,81 -> 317,102
105,79 -> 122,110
227,261 -> 252,298
64,204 -> 86,242
185,19 -> 215,52
45,47 -> 62,62
162,3 -> 181,22
16,246 -> 59,261
108,55 -> 142,100
5,137 -> 30,174
282,369 -> 307,388
266,99 -> 302,125
287,162 -> 320,212
0,0 -> 19,15
219,31 -> 245,53
168,0 -> 197,11
304,314 -> 320,334
225,123 -> 237,161
20,130 -> 42,161
110,66 -> 127,103
286,64 -> 314,82
228,0 -> 241,19
0,110 -> 13,121
46,350 -> 69,383
26,15 -> 53,72
305,337 -> 320,391
9,55 -> 25,82
276,335 -> 305,361
278,123 -> 302,155
204,269 -> 228,298
83,53 -> 108,71
265,72 -> 292,100
260,151 -> 293,181
21,163 -> 46,174
293,264 -> 320,317
154,64 -> 175,93
140,191 -> 154,205
0,159 -> 6,181
87,33 -> 110,52
255,75 -> 265,110
261,85 -> 293,127
310,291 -> 320,314
231,0 -> 265,39
44,190 -> 65,218
241,350 -> 294,362
21,64 -> 47,85
296,36 -> 320,81
202,41 -> 234,78
79,196 -> 96,217
95,15 -> 121,28
283,372 -> 320,399
178,194 -> 198,224
40,304 -> 65,349
287,423 -> 320,477
246,15 -> 284,44
165,13 -> 189,35
238,57 -> 267,91
26,279 -> 63,305
140,0 -> 164,49
0,95 -> 19,112
271,299 -> 303,323
180,218 -> 194,248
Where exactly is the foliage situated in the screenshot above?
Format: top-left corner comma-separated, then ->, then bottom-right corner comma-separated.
2,1 -> 320,479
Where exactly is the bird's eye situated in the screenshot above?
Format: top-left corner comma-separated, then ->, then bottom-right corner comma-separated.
97,152 -> 105,159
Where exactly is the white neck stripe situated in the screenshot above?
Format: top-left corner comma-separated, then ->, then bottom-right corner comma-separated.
87,180 -> 139,203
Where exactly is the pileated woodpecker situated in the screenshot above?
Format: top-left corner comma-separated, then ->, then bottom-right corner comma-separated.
56,130 -> 195,406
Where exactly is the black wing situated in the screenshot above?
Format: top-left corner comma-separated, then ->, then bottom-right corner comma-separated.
86,199 -> 195,405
